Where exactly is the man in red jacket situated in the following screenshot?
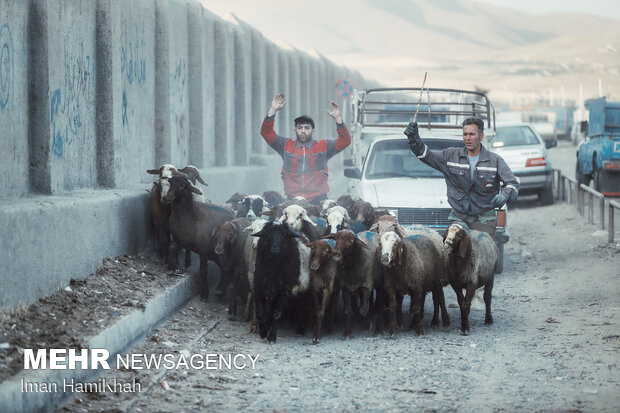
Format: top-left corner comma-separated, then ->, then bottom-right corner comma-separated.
260,92 -> 351,204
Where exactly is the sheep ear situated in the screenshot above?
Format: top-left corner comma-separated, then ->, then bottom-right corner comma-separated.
189,186 -> 203,195
146,169 -> 160,175
243,225 -> 253,232
459,233 -> 471,258
374,245 -> 382,261
322,233 -> 337,240
302,211 -> 317,226
395,225 -> 407,238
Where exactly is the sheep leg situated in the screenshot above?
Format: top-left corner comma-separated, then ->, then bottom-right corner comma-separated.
437,287 -> 450,326
184,248 -> 192,268
269,296 -> 287,343
461,284 -> 476,335
431,289 -> 441,326
199,257 -> 209,300
167,239 -> 180,271
386,288 -> 398,338
257,297 -> 269,339
359,288 -> 372,331
409,290 -> 425,336
295,293 -> 308,336
324,287 -> 340,335
215,269 -> 230,298
373,285 -> 387,337
156,229 -> 170,262
243,291 -> 253,321
484,277 -> 494,325
343,289 -> 353,339
395,292 -> 403,329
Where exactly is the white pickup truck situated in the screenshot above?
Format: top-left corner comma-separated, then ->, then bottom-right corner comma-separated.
343,88 -> 508,272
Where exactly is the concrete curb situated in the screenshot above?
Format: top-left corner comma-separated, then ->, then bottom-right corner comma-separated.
0,270 -> 201,413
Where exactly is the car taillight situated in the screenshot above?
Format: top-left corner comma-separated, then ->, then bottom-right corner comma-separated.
526,157 -> 547,167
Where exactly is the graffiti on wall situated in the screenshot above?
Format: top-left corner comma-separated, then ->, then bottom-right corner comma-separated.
0,24 -> 14,112
49,42 -> 95,158
120,20 -> 148,128
170,57 -> 187,157
121,20 -> 147,86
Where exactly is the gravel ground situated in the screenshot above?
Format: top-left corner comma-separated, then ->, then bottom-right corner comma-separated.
51,199 -> 620,413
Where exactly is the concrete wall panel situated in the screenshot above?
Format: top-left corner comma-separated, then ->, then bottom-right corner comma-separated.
47,0 -> 98,193
263,41 -> 279,153
232,16 -> 251,166
168,0 -> 189,166
247,23 -> 266,155
213,16 -> 234,166
0,1 -> 29,199
199,9 -> 216,167
114,0 -> 156,184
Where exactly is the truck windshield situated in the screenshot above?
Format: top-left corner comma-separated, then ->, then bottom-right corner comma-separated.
365,139 -> 463,179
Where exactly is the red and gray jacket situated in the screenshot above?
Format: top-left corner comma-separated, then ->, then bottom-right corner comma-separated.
261,115 -> 351,201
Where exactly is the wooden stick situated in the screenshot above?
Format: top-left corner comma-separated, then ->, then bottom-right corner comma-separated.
412,71 -> 428,122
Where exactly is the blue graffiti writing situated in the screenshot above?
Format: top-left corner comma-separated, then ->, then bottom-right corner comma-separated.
0,24 -> 14,111
50,89 -> 63,157
120,20 -> 147,85
122,90 -> 128,125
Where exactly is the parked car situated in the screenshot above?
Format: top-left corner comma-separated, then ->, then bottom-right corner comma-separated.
486,122 -> 557,205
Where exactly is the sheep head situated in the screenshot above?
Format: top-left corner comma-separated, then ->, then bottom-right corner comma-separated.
325,230 -> 370,262
163,174 -> 202,204
443,223 -> 471,258
178,165 -> 207,186
252,220 -> 300,255
279,205 -> 316,231
378,231 -> 404,268
305,239 -> 337,271
326,206 -> 350,234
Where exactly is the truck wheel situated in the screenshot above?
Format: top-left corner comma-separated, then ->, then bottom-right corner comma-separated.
538,185 -> 554,206
495,241 -> 504,274
576,162 -> 590,186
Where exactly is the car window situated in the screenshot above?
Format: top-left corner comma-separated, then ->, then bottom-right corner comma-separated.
491,126 -> 541,147
365,139 -> 462,179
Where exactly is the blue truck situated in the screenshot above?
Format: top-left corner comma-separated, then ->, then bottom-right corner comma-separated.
575,97 -> 620,195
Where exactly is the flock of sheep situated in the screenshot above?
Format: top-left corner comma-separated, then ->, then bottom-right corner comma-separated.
147,164 -> 499,343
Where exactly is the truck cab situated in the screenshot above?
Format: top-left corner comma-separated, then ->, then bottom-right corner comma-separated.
344,88 -> 508,272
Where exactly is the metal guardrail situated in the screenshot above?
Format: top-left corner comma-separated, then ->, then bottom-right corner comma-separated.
609,200 -> 620,243
553,168 -> 619,243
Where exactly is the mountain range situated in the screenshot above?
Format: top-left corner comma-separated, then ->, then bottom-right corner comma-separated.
201,0 -> 620,105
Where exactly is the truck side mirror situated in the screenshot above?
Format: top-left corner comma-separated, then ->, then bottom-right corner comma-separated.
580,121 -> 588,133
344,168 -> 362,180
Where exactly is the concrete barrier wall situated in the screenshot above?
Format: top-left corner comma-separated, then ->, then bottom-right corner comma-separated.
0,0 -> 376,308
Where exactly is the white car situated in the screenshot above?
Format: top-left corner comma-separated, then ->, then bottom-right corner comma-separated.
486,122 -> 556,205
345,132 -> 463,229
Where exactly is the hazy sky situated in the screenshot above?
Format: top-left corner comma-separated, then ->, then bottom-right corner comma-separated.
474,0 -> 620,20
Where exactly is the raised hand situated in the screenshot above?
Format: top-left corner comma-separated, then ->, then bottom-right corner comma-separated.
268,93 -> 287,117
327,101 -> 343,124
